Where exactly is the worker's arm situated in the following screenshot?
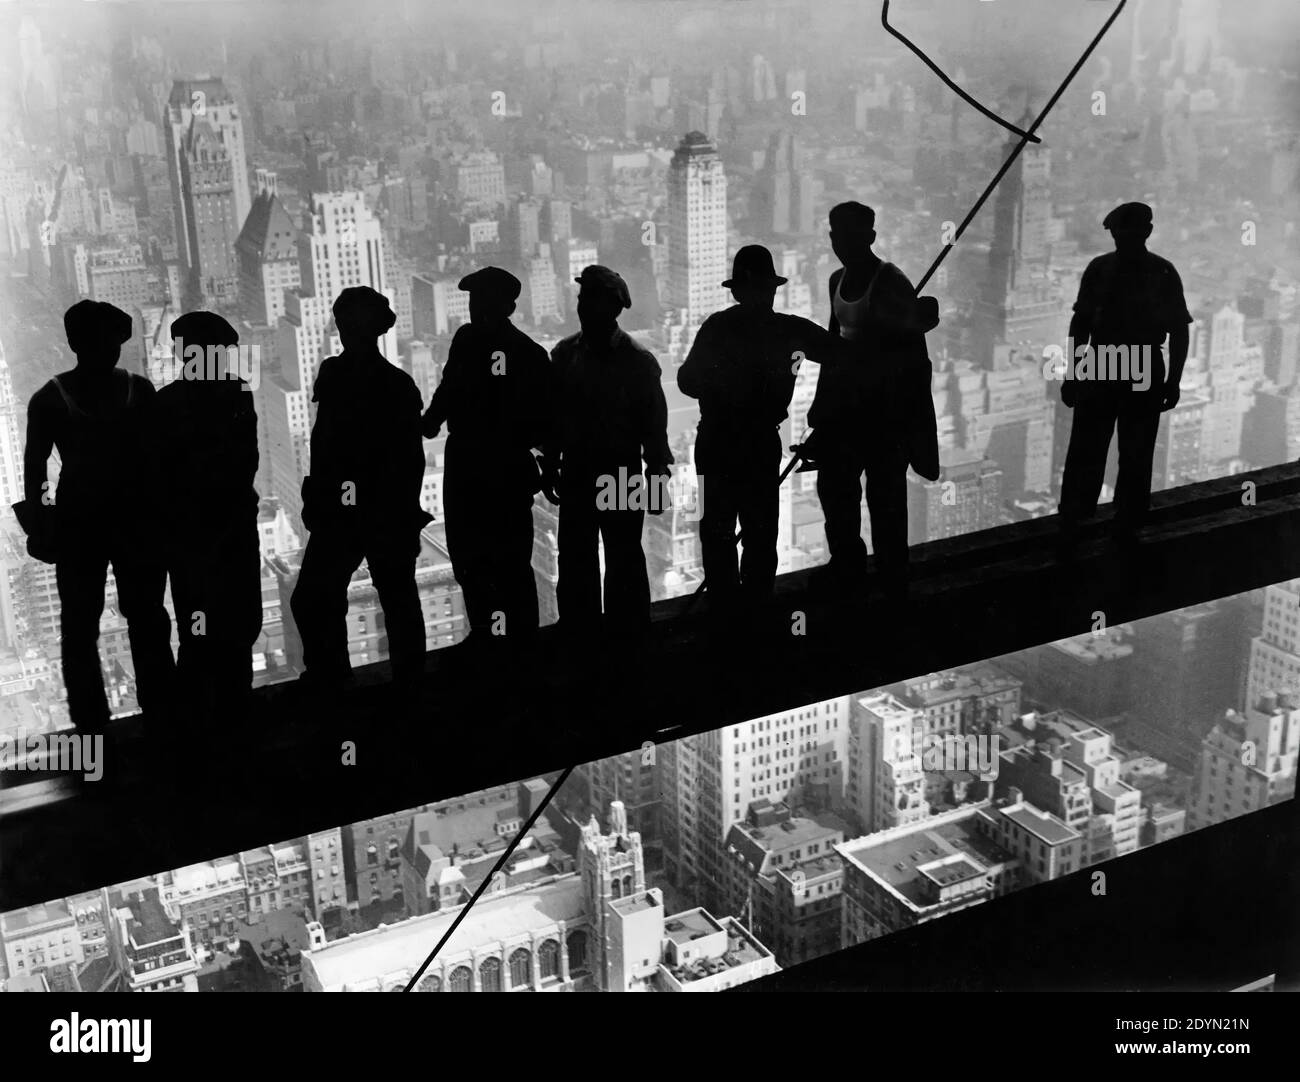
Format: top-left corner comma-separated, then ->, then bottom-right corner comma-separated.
676,314 -> 721,400
22,386 -> 56,507
1163,266 -> 1193,411
423,327 -> 468,438
1063,263 -> 1100,408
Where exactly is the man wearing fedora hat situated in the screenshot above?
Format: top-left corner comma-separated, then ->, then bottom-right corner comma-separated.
1058,201 -> 1192,550
291,287 -> 431,691
422,267 -> 552,646
21,300 -> 175,730
545,264 -> 672,635
679,244 -> 848,612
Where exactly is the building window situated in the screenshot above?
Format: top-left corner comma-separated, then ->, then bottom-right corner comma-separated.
479,957 -> 503,992
509,948 -> 531,988
448,966 -> 471,992
539,939 -> 560,980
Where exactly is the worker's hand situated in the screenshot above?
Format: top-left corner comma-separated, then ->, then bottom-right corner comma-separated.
421,412 -> 442,439
914,296 -> 940,332
1161,383 -> 1181,412
1060,379 -> 1078,410
27,533 -> 57,565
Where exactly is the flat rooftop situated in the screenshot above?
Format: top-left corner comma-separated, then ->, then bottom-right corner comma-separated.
1,898 -> 73,935
1048,636 -> 1132,662
610,891 -> 661,917
664,916 -> 771,983
917,854 -> 985,888
121,888 -> 182,946
737,813 -> 847,851
999,803 -> 1081,846
841,814 -> 1012,909
664,908 -> 722,946
898,664 -> 1020,706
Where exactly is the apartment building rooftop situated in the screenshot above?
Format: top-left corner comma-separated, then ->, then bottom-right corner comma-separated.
997,802 -> 1081,846
0,898 -> 73,936
840,812 -> 1012,908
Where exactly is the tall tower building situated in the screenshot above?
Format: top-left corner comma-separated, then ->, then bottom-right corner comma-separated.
578,800 -> 647,989
264,191 -> 396,529
847,692 -> 931,836
972,129 -> 1065,366
666,131 -> 728,327
0,343 -> 25,509
236,170 -> 300,326
164,78 -> 252,303
753,131 -> 818,238
297,191 -> 394,356
1202,304 -> 1252,467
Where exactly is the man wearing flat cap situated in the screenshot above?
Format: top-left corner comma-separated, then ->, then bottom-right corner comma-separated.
20,300 -> 174,730
292,286 -> 431,690
545,265 -> 672,635
422,266 -> 551,646
153,312 -> 262,722
678,244 -> 851,614
1058,201 -> 1192,549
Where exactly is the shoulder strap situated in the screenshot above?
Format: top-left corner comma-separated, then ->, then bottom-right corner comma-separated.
863,261 -> 890,312
50,376 -> 86,418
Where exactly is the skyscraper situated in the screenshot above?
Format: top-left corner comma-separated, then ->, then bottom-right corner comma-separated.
164,78 -> 252,305
666,131 -> 728,328
752,131 -> 818,238
972,130 -> 1065,365
0,343 -> 26,510
266,190 -> 397,528
846,692 -> 930,836
236,170 -> 301,327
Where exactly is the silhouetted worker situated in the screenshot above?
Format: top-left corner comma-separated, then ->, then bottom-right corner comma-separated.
678,244 -> 848,611
806,201 -> 940,600
1058,202 -> 1192,549
20,300 -> 174,730
423,267 -> 551,646
153,312 -> 262,722
291,287 -> 431,690
545,266 -> 671,635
